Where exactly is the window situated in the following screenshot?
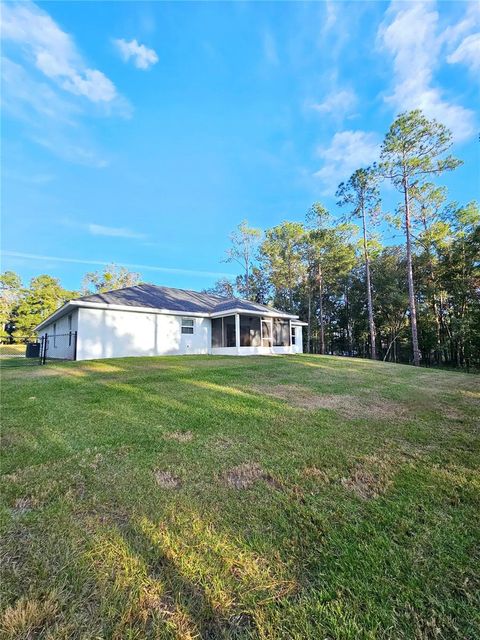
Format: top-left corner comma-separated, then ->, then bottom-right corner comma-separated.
240,316 -> 261,347
291,326 -> 296,345
68,314 -> 72,346
53,322 -> 57,348
181,317 -> 194,334
273,319 -> 290,346
211,315 -> 236,347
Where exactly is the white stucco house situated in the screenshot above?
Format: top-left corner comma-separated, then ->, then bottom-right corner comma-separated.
35,284 -> 307,361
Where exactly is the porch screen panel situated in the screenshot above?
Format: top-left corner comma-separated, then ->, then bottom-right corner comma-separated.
223,315 -> 236,347
273,319 -> 290,346
240,316 -> 261,347
212,318 -> 223,347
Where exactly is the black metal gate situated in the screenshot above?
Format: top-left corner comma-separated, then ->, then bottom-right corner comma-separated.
39,332 -> 78,364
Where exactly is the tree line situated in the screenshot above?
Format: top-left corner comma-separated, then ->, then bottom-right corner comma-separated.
0,266 -> 141,339
207,110 -> 479,370
1,110 -> 478,369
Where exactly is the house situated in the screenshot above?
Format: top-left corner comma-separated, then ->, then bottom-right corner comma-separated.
35,284 -> 307,361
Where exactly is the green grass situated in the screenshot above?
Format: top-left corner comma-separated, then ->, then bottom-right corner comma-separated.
1,355 -> 479,639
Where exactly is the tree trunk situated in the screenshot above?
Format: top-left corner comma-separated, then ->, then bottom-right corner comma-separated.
345,282 -> 353,356
403,176 -> 421,366
318,265 -> 325,355
307,291 -> 312,353
362,201 -> 377,359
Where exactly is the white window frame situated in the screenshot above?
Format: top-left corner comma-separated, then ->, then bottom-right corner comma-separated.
68,314 -> 72,346
53,322 -> 57,348
291,325 -> 296,345
181,317 -> 194,334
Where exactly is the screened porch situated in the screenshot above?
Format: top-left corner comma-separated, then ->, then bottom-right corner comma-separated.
211,314 -> 297,350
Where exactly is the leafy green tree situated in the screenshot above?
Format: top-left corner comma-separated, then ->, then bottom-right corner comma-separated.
260,221 -> 305,313
379,109 -> 462,365
0,271 -> 23,340
82,264 -> 141,294
337,167 -> 380,359
304,204 -> 357,354
223,220 -> 262,300
235,267 -> 271,304
202,278 -> 235,298
438,201 -> 480,368
15,275 -> 74,335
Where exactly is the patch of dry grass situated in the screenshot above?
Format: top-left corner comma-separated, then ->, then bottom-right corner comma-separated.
163,430 -> 193,443
253,384 -> 407,420
340,454 -> 396,500
1,592 -> 59,638
154,470 -> 181,489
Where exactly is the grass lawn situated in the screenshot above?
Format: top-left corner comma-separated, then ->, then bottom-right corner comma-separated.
1,355 -> 479,639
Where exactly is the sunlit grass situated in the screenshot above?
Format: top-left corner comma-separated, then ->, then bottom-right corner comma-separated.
1,355 -> 479,638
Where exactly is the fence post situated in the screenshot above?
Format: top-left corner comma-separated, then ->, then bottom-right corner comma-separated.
39,335 -> 44,364
42,333 -> 48,365
73,331 -> 78,361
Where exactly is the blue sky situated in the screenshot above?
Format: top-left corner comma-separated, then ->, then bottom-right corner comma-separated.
1,0 -> 479,292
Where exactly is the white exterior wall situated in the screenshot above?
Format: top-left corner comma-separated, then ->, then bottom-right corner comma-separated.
76,307 -> 210,361
38,309 -> 78,359
211,346 -> 298,356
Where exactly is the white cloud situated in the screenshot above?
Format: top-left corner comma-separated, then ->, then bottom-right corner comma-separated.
447,33 -> 480,72
1,1 -> 119,103
378,2 -> 476,143
262,30 -> 279,65
323,0 -> 338,34
309,88 -> 357,117
313,130 -> 380,193
1,2 -> 130,166
87,224 -> 147,240
114,38 -> 158,70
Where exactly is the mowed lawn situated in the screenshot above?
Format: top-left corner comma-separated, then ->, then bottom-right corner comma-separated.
1,355 -> 479,640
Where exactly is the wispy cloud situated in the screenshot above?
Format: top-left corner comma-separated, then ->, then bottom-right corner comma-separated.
378,2 -> 476,142
1,251 -> 235,279
87,224 -> 147,240
308,88 -> 357,118
114,38 -> 158,70
262,30 -> 279,65
313,130 -> 380,194
1,1 -> 130,167
447,33 -> 480,72
2,1 -> 121,104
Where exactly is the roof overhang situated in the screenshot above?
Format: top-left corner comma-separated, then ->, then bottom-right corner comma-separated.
35,301 -> 77,333
35,300 -> 302,332
210,308 -> 298,320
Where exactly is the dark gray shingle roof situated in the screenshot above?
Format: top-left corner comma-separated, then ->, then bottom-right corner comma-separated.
75,284 -> 294,317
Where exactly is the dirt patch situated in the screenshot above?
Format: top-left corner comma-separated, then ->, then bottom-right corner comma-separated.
439,405 -> 465,420
154,470 -> 181,489
340,455 -> 393,499
164,430 -> 193,443
223,463 -> 264,489
253,384 -> 407,420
